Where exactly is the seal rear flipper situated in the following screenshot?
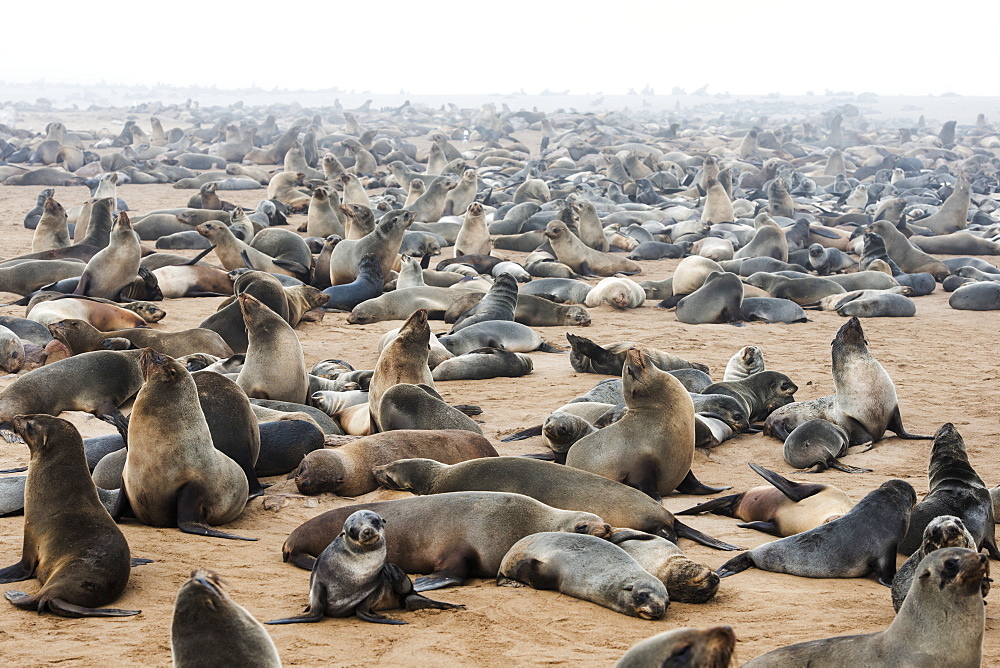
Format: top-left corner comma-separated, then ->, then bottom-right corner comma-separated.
355,603 -> 406,625
0,466 -> 27,474
413,572 -> 465,592
736,521 -> 783,537
675,470 -> 732,495
130,557 -> 153,567
749,463 -> 827,502
885,407 -> 933,440
716,553 -> 754,578
97,409 -> 130,443
828,459 -> 872,474
676,494 -> 742,518
674,520 -> 741,551
656,295 -> 685,309
176,482 -> 257,541
536,341 -> 564,353
284,551 -> 317,571
502,425 -> 543,442
265,610 -> 325,624
18,594 -> 141,618
521,451 -> 565,464
452,404 -> 483,416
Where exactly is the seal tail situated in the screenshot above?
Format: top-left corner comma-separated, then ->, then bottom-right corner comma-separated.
716,553 -> 754,578
676,494 -> 741,518
674,520 -> 741,551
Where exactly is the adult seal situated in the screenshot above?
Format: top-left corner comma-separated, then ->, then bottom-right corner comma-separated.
717,479 -> 916,584
674,271 -> 744,324
544,220 -> 641,276
497,532 -> 668,619
567,334 -> 707,375
118,349 -> 251,540
742,548 -> 988,668
831,316 -> 930,445
678,463 -> 854,537
372,457 -> 738,550
0,415 -> 138,617
171,569 -> 281,668
267,510 -> 463,624
898,422 -> 1000,558
322,253 -> 383,311
282,491 -> 612,589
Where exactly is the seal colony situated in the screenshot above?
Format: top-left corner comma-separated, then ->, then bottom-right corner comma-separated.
0,95 -> 999,666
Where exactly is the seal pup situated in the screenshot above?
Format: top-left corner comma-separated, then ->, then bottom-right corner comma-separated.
742,548 -> 988,668
898,423 -> 1000,558
119,349 -> 251,540
615,626 -> 735,668
831,316 -> 930,445
0,415 -> 138,617
267,510 -> 462,625
782,419 -> 868,472
497,532 -> 668,619
717,479 -> 916,584
610,530 -> 721,603
892,515 -> 978,612
282,491 -> 612,589
566,348 -> 696,500
236,294 -> 308,404
567,334 -> 708,376
701,371 -> 797,422
723,345 -> 764,381
678,463 -> 854,537
31,197 -> 70,253
171,569 -> 281,668
372,457 -> 738,550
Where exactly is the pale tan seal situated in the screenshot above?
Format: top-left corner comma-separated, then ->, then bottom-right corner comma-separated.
329,209 -> 414,285
733,213 -> 789,262
31,197 -> 70,253
453,202 -> 492,257
197,220 -> 302,279
368,309 -> 434,430
73,212 -> 141,300
616,626 -> 735,668
545,220 -> 641,276
236,294 -> 308,404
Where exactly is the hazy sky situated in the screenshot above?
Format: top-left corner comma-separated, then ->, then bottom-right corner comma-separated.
4,0 -> 990,96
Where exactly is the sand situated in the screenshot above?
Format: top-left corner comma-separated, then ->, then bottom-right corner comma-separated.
0,133 -> 999,666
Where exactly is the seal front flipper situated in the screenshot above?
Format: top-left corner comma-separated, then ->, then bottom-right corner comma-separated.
675,469 -> 731,495
413,571 -> 465,592
265,611 -> 325,624
109,484 -> 134,521
828,459 -> 872,474
749,462 -> 827,502
874,553 -> 897,587
841,417 -> 874,449
624,463 -> 662,502
0,466 -> 27,474
885,407 -> 932,440
354,601 -> 406,625
176,482 -> 257,541
0,558 -> 36,584
131,557 -> 153,567
502,425 -> 543,442
736,520 -> 783,537
522,451 -> 565,464
674,519 -> 741,551
716,553 -> 755,578
5,593 -> 141,618
239,249 -> 258,271
98,409 -> 130,443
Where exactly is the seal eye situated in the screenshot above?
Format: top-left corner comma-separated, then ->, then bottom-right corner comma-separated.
574,523 -> 588,533
944,558 -> 959,575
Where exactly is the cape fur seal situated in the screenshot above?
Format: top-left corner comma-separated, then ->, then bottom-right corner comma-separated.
372,457 -> 738,550
892,515 -> 977,612
717,479 -> 916,584
118,349 -> 251,541
898,423 -> 1000,559
282,491 -> 612,590
567,334 -> 707,376
0,415 -> 138,617
267,510 -> 462,625
615,626 -> 735,668
679,463 -> 854,537
742,548 -> 988,667
497,532 -> 669,619
171,570 -> 281,668
544,220 -> 641,276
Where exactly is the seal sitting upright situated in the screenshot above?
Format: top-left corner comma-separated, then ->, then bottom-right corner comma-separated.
267,510 -> 462,624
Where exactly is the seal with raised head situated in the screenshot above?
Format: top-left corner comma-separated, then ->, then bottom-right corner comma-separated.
372,457 -> 738,551
898,423 -> 1000,558
293,430 -> 497,496
678,463 -> 854,537
236,293 -> 308,404
171,569 -> 281,668
268,510 -> 463,625
742,548 -> 988,668
615,626 -> 736,668
544,220 -> 641,276
368,309 -> 434,430
717,479 -> 916,584
282,491 -> 612,589
723,345 -> 764,381
0,415 -> 139,617
73,212 -> 141,300
47,318 -> 232,359
118,349 -> 251,540
330,209 -> 415,285
566,348 -> 697,500
497,532 -> 668,619
831,316 -> 930,445
892,515 -> 978,612
700,370 -> 797,422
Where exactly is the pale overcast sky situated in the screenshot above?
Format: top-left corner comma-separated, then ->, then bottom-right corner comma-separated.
3,0 -> 990,96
